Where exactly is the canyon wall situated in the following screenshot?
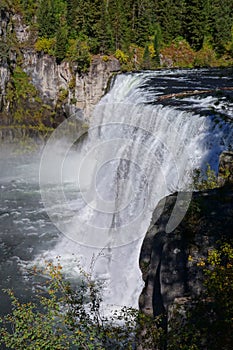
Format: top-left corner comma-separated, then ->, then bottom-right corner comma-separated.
0,8 -> 120,140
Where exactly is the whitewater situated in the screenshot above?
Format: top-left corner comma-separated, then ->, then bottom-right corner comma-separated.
1,68 -> 232,313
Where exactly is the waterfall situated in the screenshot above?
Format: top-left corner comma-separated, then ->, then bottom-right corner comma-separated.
39,70 -> 233,310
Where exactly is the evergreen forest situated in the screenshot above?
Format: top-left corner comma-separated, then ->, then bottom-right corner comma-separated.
2,0 -> 233,70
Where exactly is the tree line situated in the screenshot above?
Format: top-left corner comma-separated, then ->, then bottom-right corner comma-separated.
8,0 -> 233,68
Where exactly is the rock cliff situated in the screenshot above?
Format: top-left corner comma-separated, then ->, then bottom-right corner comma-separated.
139,152 -> 233,318
0,8 -> 120,140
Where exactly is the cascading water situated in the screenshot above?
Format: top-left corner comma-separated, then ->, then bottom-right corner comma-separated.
1,69 -> 232,314
38,69 -> 233,310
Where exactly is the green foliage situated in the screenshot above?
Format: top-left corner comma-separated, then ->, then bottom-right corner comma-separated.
2,66 -> 56,137
12,66 -> 37,100
142,44 -> 151,69
157,0 -> 186,44
194,36 -> 217,67
37,0 -> 57,38
114,49 -> 128,64
57,88 -> 69,107
1,244 -> 232,350
7,0 -> 233,69
153,23 -> 162,66
95,1 -> 113,54
0,40 -> 10,60
193,164 -> 219,190
66,37 -> 91,74
184,0 -> 207,50
204,243 -> 233,311
55,18 -> 68,63
0,0 -> 10,10
0,262 -> 164,350
210,0 -> 233,55
34,37 -> 56,55
17,0 -> 38,23
167,243 -> 233,350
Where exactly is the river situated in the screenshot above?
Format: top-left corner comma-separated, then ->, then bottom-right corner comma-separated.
0,68 -> 232,317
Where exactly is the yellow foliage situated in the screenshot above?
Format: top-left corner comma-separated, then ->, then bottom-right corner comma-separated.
115,49 -> 128,64
197,260 -> 205,267
35,37 -> 56,55
148,43 -> 155,58
101,55 -> 110,62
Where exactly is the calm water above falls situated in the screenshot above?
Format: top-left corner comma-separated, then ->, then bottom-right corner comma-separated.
0,68 -> 233,316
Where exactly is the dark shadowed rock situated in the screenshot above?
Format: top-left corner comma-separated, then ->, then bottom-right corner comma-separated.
218,151 -> 233,185
139,152 -> 233,320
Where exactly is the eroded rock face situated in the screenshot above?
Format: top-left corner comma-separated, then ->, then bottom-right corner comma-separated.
139,153 -> 233,318
22,51 -> 73,102
23,51 -> 120,118
0,9 -> 11,109
0,8 -> 121,139
12,13 -> 30,43
75,56 -> 120,117
0,64 -> 9,111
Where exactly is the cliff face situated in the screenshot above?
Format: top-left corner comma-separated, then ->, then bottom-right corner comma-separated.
0,8 -> 11,112
0,8 -> 120,140
22,51 -> 120,118
139,152 -> 233,318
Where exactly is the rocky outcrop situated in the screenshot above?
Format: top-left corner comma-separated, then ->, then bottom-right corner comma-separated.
0,8 -> 11,111
12,13 -> 30,43
0,8 -> 121,140
74,56 -> 120,117
22,51 -> 120,118
139,152 -> 233,318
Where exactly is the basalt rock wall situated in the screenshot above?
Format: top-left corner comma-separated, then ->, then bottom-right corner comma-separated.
0,8 -> 120,141
139,152 -> 233,317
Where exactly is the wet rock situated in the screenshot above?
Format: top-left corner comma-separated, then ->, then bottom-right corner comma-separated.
139,153 -> 233,318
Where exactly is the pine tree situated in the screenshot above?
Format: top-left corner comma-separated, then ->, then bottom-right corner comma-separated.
66,0 -> 79,38
108,0 -> 128,50
33,0 -> 233,66
96,0 -> 113,53
210,0 -> 233,54
133,0 -> 156,47
156,0 -> 186,43
37,0 -> 57,38
142,44 -> 151,69
153,23 -> 162,66
55,17 -> 68,63
184,0 -> 207,50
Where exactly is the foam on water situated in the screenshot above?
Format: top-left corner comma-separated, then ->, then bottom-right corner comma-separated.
35,70 -> 233,310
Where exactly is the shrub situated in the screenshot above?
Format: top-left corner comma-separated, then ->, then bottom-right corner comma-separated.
66,38 -> 91,74
161,38 -> 195,68
193,164 -> 219,190
102,55 -> 110,62
194,36 -> 217,67
167,243 -> 233,350
1,245 -> 232,350
34,37 -> 56,56
0,262 -> 163,350
114,49 -> 128,64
